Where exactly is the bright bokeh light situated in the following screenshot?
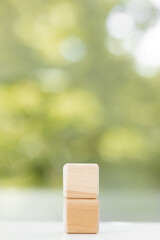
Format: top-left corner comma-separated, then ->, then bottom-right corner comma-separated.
106,11 -> 135,39
150,0 -> 160,8
126,0 -> 152,24
106,0 -> 160,77
135,21 -> 160,68
59,36 -> 87,62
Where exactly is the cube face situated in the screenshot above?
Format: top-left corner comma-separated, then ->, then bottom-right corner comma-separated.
64,199 -> 99,234
63,163 -> 99,199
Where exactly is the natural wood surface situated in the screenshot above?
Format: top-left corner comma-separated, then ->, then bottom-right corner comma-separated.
63,163 -> 99,199
64,199 -> 99,234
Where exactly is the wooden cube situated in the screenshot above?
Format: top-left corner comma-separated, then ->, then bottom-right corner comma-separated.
64,199 -> 99,234
63,163 -> 99,199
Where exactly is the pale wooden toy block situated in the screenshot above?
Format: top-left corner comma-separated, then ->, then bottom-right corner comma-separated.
63,163 -> 99,199
64,199 -> 99,234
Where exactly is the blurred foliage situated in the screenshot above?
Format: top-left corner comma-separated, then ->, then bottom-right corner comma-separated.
0,0 -> 160,189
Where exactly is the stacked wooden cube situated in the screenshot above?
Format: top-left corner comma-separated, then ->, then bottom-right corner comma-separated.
63,163 -> 99,234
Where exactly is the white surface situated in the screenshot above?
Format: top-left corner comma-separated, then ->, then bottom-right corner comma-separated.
0,222 -> 159,240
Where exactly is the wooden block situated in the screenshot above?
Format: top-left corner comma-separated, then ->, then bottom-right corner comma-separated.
64,199 -> 99,234
63,163 -> 99,199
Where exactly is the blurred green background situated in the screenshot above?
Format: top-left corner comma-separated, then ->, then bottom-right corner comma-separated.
0,0 -> 160,221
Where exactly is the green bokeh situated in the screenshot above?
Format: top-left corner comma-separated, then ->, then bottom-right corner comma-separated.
0,0 -> 160,189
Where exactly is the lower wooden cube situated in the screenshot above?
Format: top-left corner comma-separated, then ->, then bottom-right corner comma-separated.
64,199 -> 99,234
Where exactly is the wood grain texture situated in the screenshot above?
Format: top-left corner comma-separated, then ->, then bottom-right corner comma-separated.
64,199 -> 99,234
63,163 -> 99,199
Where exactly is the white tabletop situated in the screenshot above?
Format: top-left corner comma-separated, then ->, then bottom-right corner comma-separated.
0,222 -> 159,240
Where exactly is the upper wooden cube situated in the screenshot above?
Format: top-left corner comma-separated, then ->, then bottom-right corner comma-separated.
63,163 -> 99,199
